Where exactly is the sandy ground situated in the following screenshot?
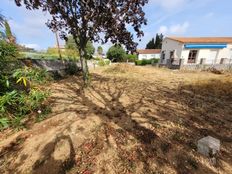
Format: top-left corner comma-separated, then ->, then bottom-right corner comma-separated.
0,64 -> 231,174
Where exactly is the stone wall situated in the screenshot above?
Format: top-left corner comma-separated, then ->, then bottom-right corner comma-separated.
160,58 -> 232,71
181,64 -> 232,71
20,58 -> 81,72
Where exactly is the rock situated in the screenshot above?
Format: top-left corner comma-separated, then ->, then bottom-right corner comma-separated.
197,136 -> 220,157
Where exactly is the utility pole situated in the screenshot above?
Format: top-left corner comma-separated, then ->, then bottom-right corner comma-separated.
55,31 -> 62,60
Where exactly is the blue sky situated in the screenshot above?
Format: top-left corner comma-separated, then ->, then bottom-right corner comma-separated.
1,0 -> 232,52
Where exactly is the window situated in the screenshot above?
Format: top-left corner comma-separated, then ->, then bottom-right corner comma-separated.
161,51 -> 165,59
188,50 -> 198,63
170,51 -> 174,59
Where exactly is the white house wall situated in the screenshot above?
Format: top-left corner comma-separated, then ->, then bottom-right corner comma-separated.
138,53 -> 160,60
162,38 -> 232,65
181,48 -> 232,65
161,38 -> 183,63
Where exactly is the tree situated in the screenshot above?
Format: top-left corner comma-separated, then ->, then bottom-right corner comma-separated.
146,38 -> 155,49
107,45 -> 126,62
145,33 -> 163,49
65,35 -> 95,59
14,0 -> 148,85
97,46 -> 103,57
47,47 -> 59,55
4,21 -> 16,44
0,40 -> 18,73
85,41 -> 95,59
154,33 -> 163,49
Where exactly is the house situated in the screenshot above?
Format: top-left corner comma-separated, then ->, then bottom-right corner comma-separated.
137,49 -> 161,60
160,37 -> 232,66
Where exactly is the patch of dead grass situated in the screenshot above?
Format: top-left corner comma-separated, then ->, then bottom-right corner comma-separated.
104,63 -> 139,74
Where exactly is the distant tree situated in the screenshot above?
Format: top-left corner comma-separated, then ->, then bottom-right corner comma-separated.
4,21 -> 16,44
14,0 -> 148,85
85,41 -> 95,59
97,46 -> 103,57
146,38 -> 155,49
47,47 -> 59,55
65,36 -> 76,50
0,40 -> 19,64
18,44 -> 36,52
65,36 -> 94,59
145,33 -> 163,49
107,45 -> 126,62
125,54 -> 137,62
154,33 -> 163,49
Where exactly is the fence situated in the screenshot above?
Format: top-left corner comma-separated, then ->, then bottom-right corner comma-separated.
160,58 -> 232,71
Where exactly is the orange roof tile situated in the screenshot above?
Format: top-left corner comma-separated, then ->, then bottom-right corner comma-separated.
137,49 -> 161,54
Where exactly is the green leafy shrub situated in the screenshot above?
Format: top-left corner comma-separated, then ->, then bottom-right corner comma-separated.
13,67 -> 52,84
135,60 -> 146,66
135,58 -> 159,66
0,40 -> 20,74
97,59 -> 111,66
65,62 -> 80,75
107,45 -> 126,62
0,40 -> 18,62
125,54 -> 137,62
151,58 -> 159,64
0,89 -> 49,130
0,41 -> 52,130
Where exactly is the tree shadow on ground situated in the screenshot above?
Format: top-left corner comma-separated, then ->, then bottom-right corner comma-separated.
47,73 -> 229,174
32,135 -> 76,174
2,72 -> 231,173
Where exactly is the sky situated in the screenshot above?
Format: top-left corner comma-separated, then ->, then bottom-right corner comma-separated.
1,0 -> 232,52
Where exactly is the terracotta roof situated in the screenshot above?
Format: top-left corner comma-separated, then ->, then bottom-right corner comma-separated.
137,49 -> 161,54
167,37 -> 232,43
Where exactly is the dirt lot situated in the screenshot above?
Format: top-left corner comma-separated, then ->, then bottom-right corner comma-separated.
0,64 -> 231,174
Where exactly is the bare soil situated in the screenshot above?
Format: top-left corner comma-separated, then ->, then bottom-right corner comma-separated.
0,64 -> 231,174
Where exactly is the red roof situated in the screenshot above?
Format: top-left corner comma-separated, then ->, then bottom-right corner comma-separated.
137,49 -> 161,54
167,37 -> 232,43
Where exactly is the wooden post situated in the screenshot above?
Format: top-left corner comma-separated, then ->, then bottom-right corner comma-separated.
55,31 -> 62,60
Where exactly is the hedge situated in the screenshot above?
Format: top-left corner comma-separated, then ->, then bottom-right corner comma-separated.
135,58 -> 159,66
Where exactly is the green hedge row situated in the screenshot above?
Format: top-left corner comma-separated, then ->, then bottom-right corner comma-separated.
135,58 -> 159,66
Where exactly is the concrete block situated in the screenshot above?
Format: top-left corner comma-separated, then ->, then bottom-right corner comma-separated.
197,136 -> 220,157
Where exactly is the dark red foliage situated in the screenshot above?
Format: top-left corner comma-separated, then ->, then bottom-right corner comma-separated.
14,0 -> 148,51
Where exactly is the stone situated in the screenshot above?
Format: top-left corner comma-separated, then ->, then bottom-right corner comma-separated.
197,136 -> 220,157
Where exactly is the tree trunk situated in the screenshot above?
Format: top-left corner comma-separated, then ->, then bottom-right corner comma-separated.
73,36 -> 90,86
79,48 -> 90,86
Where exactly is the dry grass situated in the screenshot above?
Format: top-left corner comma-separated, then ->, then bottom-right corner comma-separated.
0,65 -> 232,174
180,77 -> 232,98
103,63 -> 139,74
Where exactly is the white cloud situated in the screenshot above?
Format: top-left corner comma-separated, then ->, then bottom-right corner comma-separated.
158,26 -> 168,35
170,22 -> 189,34
9,11 -> 51,38
158,22 -> 190,35
21,43 -> 40,50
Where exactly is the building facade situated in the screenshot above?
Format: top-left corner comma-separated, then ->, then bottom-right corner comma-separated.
137,49 -> 161,60
160,37 -> 232,66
